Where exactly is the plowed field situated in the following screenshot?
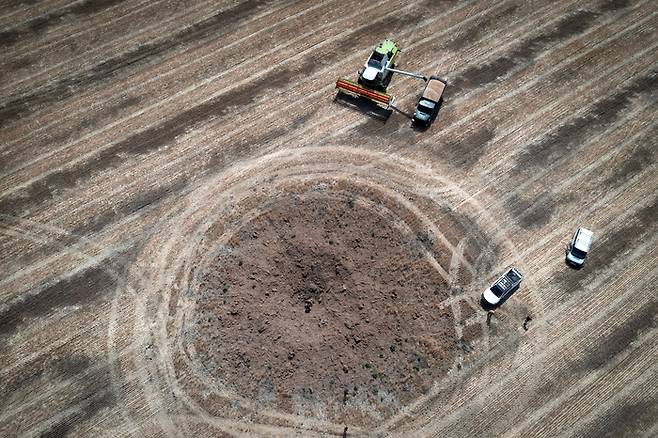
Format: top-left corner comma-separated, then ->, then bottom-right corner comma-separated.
1,0 -> 656,437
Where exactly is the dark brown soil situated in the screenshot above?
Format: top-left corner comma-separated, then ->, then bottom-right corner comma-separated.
190,194 -> 459,424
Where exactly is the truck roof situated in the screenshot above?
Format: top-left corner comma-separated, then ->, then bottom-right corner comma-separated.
574,227 -> 593,252
422,78 -> 446,103
491,268 -> 522,297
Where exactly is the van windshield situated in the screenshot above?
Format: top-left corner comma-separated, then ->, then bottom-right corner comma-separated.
571,247 -> 587,258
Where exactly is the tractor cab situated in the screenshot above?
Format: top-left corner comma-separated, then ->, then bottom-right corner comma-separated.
367,51 -> 385,68
359,39 -> 398,91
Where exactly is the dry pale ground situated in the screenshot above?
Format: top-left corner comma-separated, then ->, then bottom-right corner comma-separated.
0,0 -> 656,437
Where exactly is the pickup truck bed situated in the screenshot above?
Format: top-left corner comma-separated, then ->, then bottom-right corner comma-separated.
422,77 -> 446,102
492,268 -> 522,295
482,267 -> 523,306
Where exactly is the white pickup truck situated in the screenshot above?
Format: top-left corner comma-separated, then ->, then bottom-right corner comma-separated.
566,227 -> 593,268
482,267 -> 523,306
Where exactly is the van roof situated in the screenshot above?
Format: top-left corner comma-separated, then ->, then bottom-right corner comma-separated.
423,78 -> 446,102
574,227 -> 593,252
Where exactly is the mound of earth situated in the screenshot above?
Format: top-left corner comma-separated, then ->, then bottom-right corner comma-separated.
189,194 -> 460,425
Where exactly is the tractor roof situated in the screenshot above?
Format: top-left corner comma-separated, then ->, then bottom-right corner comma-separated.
375,39 -> 398,55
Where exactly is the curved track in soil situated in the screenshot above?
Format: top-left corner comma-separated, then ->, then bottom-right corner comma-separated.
0,0 -> 656,437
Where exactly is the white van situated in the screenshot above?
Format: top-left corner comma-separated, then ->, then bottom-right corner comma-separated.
566,227 -> 593,268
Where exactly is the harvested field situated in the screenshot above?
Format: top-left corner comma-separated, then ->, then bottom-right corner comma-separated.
0,0 -> 656,437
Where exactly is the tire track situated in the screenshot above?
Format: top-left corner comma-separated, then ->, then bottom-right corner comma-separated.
383,159 -> 657,434
0,0 -> 209,92
0,0 -> 295,128
0,216 -> 150,436
2,1 -> 657,436
0,0 -> 405,174
135,147 -> 512,434
0,0 -> 644,282
0,0 -> 127,50
502,280 -> 658,436
0,0 -> 476,221
0,0 -> 572,209
411,244 -> 658,437
327,1 -> 654,159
